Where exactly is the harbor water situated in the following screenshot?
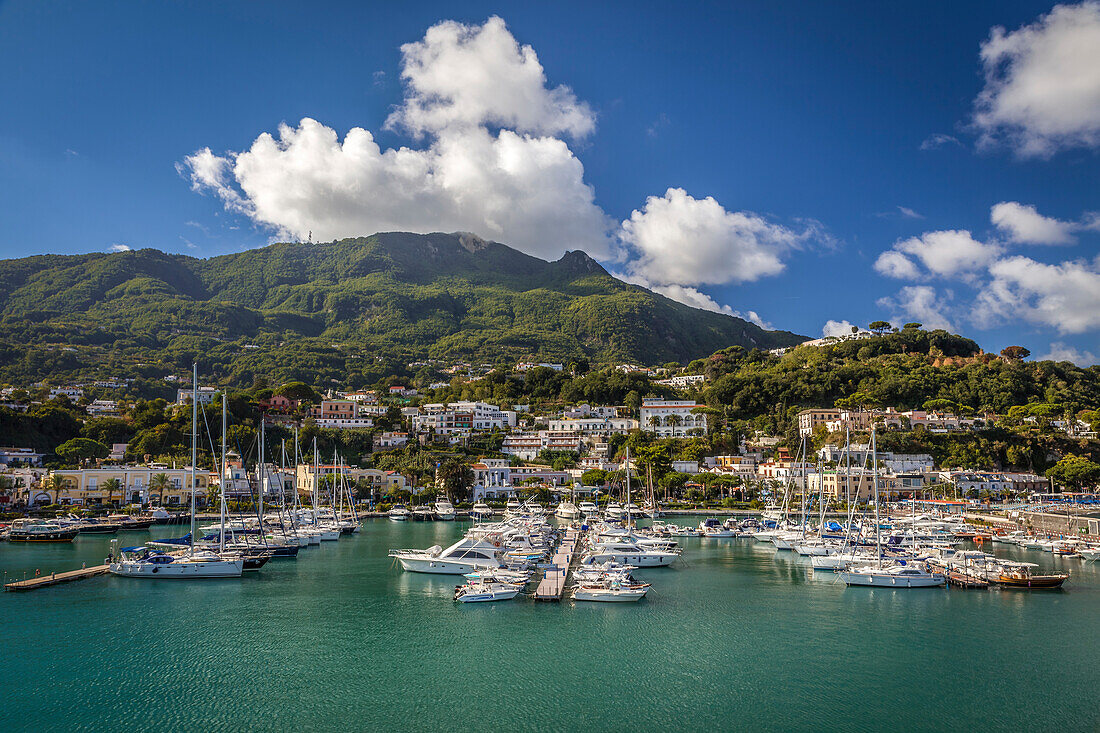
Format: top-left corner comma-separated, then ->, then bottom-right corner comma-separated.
2,518 -> 1098,732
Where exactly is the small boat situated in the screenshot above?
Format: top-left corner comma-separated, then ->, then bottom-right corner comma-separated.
388,505 -> 411,521
108,546 -> 244,578
555,501 -> 581,520
434,498 -> 456,521
573,578 -> 649,602
454,579 -> 521,602
1078,547 -> 1100,561
6,518 -> 80,542
578,501 -> 599,516
605,502 -> 623,520
77,517 -> 123,534
411,505 -> 434,522
839,563 -> 946,588
993,561 -> 1069,589
470,502 -> 494,521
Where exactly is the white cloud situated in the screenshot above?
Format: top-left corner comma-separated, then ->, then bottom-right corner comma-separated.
108,243 -> 131,252
974,255 -> 1100,333
733,309 -> 772,330
1038,341 -> 1098,366
617,272 -> 773,328
920,133 -> 960,150
183,119 -> 614,261
822,319 -> 858,337
898,206 -> 923,220
973,2 -> 1100,157
893,230 -> 1001,279
990,201 -> 1076,244
385,16 -> 594,139
874,250 -> 922,280
621,187 -> 806,286
877,286 -> 955,331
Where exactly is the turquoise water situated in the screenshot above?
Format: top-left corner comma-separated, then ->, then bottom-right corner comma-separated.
2,519 -> 1098,732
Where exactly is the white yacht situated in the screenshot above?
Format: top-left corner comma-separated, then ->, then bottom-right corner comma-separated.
454,578 -> 521,602
605,502 -> 623,520
839,562 -> 945,588
583,539 -> 679,567
388,505 -> 411,521
389,536 -> 502,574
411,505 -> 435,521
555,500 -> 581,520
573,579 -> 649,602
578,500 -> 599,516
434,498 -> 456,521
470,502 -> 494,521
504,499 -> 523,518
108,547 -> 243,578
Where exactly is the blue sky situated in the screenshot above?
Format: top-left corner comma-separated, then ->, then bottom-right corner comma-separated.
1,1 -> 1099,363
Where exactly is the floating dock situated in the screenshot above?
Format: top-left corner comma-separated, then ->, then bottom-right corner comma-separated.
534,529 -> 580,602
4,564 -> 110,592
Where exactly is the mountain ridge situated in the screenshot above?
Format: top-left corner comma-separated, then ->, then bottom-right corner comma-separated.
0,232 -> 806,386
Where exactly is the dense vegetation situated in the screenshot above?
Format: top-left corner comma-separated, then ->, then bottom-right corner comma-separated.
0,232 -> 803,388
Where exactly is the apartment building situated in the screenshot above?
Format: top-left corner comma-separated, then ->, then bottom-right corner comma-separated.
41,466 -> 214,506
639,398 -> 708,438
797,409 -> 842,437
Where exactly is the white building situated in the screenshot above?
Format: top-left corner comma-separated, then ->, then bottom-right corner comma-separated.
176,386 -> 218,405
49,387 -> 84,401
654,374 -> 707,389
546,417 -> 637,435
86,399 -> 119,415
639,398 -> 708,438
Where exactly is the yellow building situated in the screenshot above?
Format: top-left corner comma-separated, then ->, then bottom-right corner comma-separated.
295,464 -> 407,498
39,467 -> 215,507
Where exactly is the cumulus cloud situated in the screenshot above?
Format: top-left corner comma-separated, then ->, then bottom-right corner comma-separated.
1038,342 -> 1098,366
973,2 -> 1100,157
183,119 -> 613,260
974,255 -> 1100,333
822,319 -> 858,337
990,201 -> 1077,244
621,188 -> 807,286
385,16 -> 594,139
920,133 -> 961,151
108,243 -> 132,252
876,230 -> 1001,281
877,286 -> 955,331
874,250 -> 922,280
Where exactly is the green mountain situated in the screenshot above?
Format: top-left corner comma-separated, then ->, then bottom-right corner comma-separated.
0,232 -> 804,387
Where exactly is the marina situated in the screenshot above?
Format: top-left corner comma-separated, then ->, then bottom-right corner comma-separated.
3,515 -> 1099,730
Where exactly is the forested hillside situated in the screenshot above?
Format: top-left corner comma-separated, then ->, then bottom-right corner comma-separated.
0,232 -> 803,387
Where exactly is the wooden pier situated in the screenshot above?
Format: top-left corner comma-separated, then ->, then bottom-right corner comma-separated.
4,564 -> 110,592
534,529 -> 581,602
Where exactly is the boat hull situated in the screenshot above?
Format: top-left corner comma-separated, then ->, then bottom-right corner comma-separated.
109,559 -> 244,578
396,557 -> 499,574
839,571 -> 945,588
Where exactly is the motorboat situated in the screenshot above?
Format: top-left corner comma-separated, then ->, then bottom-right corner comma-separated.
77,517 -> 123,534
108,546 -> 244,578
388,505 -> 411,521
555,501 -> 581,520
453,578 -> 521,602
573,578 -> 649,602
1078,546 -> 1100,561
699,518 -> 736,537
470,502 -> 494,521
992,561 -> 1069,588
389,536 -> 502,574
578,501 -> 599,516
504,499 -> 523,518
434,498 -> 456,521
107,513 -> 156,530
582,539 -> 680,567
839,562 -> 945,588
411,505 -> 434,521
6,518 -> 80,542
605,502 -> 623,520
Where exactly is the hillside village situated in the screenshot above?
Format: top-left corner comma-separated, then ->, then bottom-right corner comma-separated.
2,327 -> 1098,513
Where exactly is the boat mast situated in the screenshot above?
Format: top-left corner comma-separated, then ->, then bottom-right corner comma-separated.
624,445 -> 631,527
220,389 -> 227,553
872,426 -> 881,569
312,438 -> 319,521
189,362 -> 197,555
799,435 -> 808,539
257,417 -> 265,528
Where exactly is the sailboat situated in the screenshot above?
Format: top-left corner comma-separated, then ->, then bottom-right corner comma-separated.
109,366 -> 243,579
838,427 -> 944,588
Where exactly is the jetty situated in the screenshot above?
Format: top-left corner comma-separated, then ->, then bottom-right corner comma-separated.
4,564 -> 110,592
534,528 -> 581,601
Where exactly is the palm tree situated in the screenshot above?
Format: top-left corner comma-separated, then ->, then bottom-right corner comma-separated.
666,414 -> 683,434
149,472 -> 170,507
102,478 -> 122,508
648,415 -> 662,429
45,473 -> 66,505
